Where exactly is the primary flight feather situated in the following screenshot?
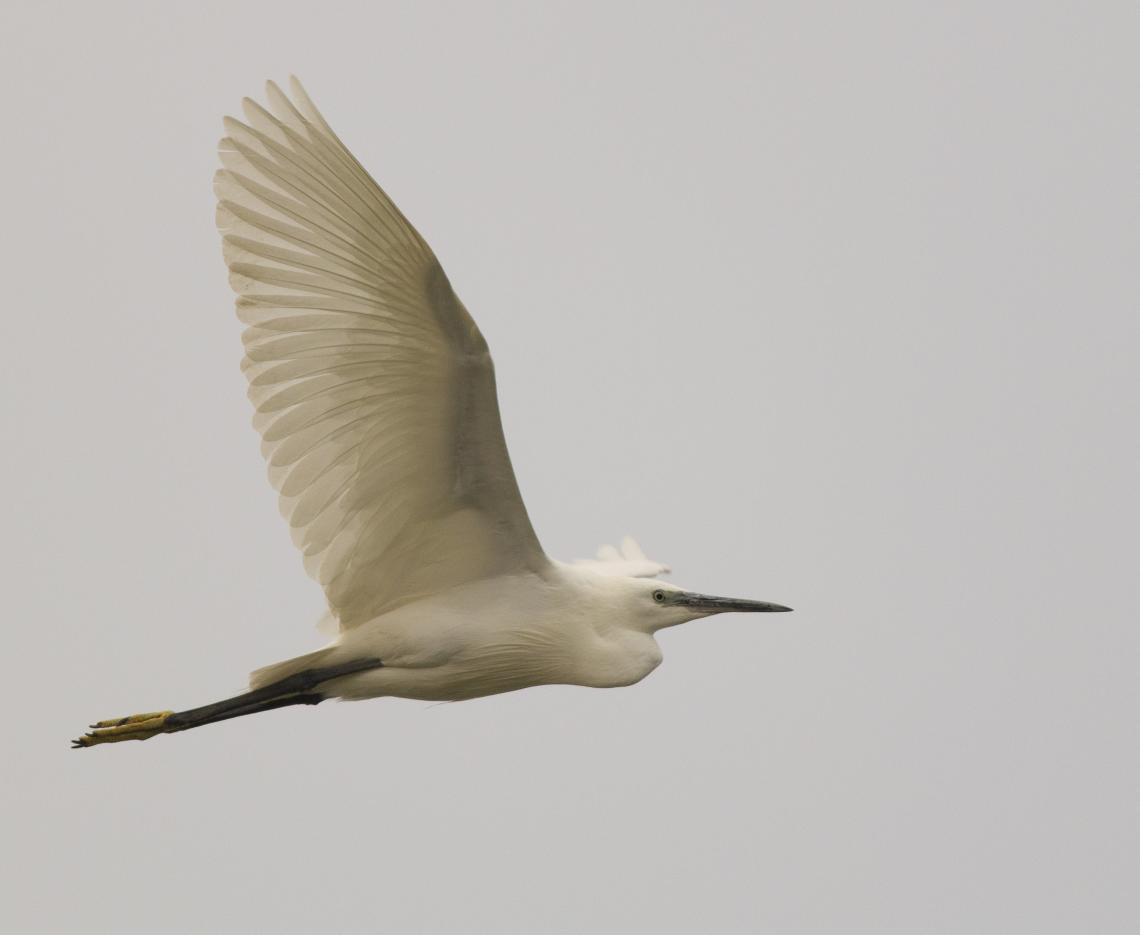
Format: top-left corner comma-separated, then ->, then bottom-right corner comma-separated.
73,78 -> 790,748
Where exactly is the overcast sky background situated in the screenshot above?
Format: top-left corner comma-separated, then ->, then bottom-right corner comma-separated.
3,2 -> 1137,932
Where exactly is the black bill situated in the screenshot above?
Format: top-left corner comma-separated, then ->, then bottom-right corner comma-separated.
678,592 -> 793,613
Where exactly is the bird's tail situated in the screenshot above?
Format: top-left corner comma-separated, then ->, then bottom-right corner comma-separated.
72,656 -> 382,749
248,646 -> 338,691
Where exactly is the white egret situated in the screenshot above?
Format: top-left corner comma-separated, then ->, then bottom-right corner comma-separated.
74,78 -> 790,748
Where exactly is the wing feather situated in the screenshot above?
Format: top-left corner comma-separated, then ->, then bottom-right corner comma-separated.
216,79 -> 546,627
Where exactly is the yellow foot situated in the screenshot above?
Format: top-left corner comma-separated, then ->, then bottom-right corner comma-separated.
72,711 -> 174,748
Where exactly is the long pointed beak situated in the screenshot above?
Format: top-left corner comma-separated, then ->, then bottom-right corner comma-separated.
679,593 -> 793,614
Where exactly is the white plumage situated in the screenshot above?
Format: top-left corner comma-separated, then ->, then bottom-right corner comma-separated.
73,79 -> 789,748
575,536 -> 672,580
216,79 -> 542,628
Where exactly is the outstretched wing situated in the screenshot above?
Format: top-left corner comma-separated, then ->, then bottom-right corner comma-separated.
215,78 -> 546,627
574,536 -> 670,579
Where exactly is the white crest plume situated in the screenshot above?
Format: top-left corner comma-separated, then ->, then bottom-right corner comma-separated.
575,536 -> 671,579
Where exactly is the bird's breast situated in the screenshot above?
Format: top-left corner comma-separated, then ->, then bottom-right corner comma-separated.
570,629 -> 663,689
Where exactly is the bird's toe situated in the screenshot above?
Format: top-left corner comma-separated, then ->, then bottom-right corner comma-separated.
72,711 -> 174,749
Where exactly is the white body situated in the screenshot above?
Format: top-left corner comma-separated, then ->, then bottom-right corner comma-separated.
320,563 -> 667,702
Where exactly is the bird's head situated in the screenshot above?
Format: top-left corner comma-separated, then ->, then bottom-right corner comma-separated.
625,578 -> 792,632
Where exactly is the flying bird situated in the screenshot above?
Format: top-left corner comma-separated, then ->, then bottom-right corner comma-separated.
73,78 -> 791,748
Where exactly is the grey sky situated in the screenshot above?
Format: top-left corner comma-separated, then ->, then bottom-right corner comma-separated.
3,2 -> 1137,932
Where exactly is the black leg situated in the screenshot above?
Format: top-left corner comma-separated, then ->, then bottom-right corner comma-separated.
73,657 -> 383,747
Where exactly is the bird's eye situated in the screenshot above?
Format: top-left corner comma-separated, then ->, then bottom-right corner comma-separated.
653,590 -> 666,603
